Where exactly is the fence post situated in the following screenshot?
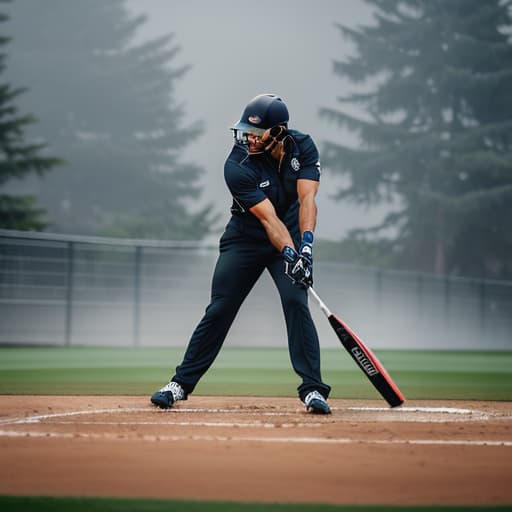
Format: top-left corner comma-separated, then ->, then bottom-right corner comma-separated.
65,241 -> 75,347
416,273 -> 423,320
479,281 -> 486,332
133,245 -> 142,346
375,269 -> 382,313
444,276 -> 451,328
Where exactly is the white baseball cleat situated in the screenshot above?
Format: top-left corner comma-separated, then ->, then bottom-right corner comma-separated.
150,381 -> 185,409
303,390 -> 331,414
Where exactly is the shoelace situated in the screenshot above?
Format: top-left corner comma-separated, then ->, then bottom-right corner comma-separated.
304,390 -> 326,407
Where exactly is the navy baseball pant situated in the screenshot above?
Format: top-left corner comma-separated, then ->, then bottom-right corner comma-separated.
172,229 -> 331,401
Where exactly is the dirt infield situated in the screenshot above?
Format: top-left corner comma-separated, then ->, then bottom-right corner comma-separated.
0,396 -> 511,506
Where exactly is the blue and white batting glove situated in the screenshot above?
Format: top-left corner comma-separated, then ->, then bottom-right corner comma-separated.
282,245 -> 313,288
299,231 -> 314,287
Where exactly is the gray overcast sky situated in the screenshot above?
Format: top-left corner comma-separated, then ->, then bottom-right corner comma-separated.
126,0 -> 385,240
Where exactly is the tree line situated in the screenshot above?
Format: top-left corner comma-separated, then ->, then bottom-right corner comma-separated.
321,0 -> 512,279
1,0 -> 511,279
0,0 -> 215,240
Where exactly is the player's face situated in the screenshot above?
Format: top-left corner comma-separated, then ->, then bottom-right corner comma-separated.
247,133 -> 264,154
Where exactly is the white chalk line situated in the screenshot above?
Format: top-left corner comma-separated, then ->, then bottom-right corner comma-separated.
0,405 -> 504,427
0,408 -> 141,425
349,406 -> 477,414
1,406 -> 510,447
0,428 -> 511,447
39,420 -> 324,429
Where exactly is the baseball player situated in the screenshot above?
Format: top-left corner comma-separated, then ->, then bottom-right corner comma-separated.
151,93 -> 331,414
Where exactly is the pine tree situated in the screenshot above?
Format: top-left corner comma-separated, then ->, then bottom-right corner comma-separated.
0,7 -> 60,230
321,0 -> 512,279
5,0 -> 215,239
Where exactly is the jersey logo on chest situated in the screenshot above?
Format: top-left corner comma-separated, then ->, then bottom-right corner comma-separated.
259,180 -> 270,188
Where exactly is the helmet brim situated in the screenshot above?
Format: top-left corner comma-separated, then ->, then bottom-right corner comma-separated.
230,121 -> 266,136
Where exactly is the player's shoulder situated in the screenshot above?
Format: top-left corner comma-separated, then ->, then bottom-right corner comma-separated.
288,129 -> 316,147
225,144 -> 249,173
225,143 -> 249,165
224,144 -> 257,186
288,129 -> 319,165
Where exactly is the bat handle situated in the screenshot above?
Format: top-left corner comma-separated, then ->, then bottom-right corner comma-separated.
308,287 -> 332,318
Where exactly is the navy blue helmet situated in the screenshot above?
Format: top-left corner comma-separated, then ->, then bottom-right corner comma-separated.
231,94 -> 289,145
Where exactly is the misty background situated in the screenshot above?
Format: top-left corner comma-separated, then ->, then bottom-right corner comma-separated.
123,0 -> 379,240
3,0 -> 379,240
3,0 -> 511,278
0,1 -> 511,350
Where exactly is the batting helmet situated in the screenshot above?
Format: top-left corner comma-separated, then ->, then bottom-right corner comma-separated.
231,94 -> 289,144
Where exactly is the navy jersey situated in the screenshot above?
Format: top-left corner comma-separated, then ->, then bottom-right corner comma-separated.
223,129 -> 321,242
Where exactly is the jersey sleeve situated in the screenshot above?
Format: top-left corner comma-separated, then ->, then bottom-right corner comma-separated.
297,136 -> 321,181
224,157 -> 266,212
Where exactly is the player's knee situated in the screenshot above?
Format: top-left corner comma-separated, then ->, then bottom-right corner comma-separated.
205,296 -> 239,319
280,290 -> 308,312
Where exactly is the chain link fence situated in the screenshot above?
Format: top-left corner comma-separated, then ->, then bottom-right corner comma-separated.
1,230 -> 511,350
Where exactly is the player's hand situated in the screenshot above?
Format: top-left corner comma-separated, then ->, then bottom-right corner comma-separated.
282,246 -> 313,288
297,231 -> 314,286
262,125 -> 292,162
298,256 -> 313,287
262,125 -> 287,150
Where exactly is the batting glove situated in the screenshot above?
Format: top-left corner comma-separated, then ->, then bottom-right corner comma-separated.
282,246 -> 313,288
299,231 -> 314,265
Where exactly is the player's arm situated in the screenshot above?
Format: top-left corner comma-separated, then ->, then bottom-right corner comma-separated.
295,178 -> 319,285
250,199 -> 308,285
249,199 -> 294,252
297,178 -> 319,235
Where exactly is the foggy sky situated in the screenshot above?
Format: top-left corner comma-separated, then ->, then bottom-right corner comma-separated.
125,0 -> 388,240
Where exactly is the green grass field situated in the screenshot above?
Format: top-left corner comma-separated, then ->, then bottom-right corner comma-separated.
1,346 -> 511,511
1,496 -> 511,512
0,346 -> 511,400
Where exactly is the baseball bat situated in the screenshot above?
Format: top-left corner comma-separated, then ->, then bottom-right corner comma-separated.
309,287 -> 405,407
